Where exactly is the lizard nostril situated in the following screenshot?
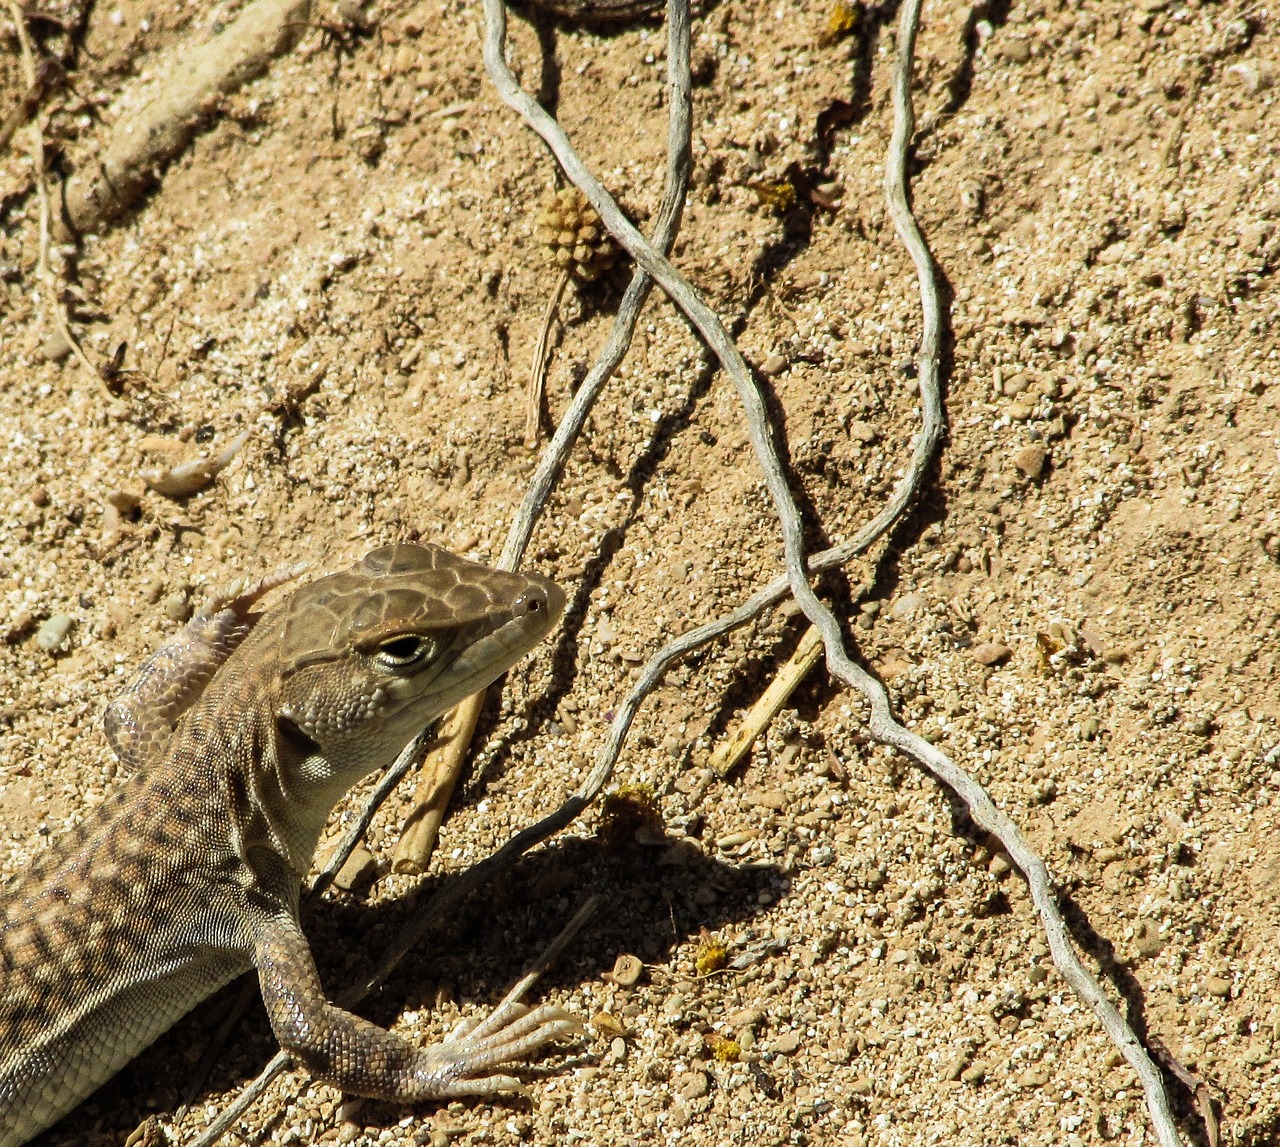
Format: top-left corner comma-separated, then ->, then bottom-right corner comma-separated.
513,589 -> 548,618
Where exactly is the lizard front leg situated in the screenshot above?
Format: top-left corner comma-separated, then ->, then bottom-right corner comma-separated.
103,566 -> 304,770
255,916 -> 581,1101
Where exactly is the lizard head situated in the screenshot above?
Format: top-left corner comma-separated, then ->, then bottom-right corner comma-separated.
273,544 -> 564,776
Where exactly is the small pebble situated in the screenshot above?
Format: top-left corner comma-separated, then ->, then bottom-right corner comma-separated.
592,1011 -> 626,1037
1000,37 -> 1031,63
761,353 -> 789,376
771,1031 -> 803,1055
675,1069 -> 709,1100
105,488 -> 143,514
960,1061 -> 987,1085
40,327 -> 73,361
35,614 -> 74,652
848,420 -> 878,445
163,590 -> 192,623
1132,919 -> 1164,959
1012,443 -> 1048,480
29,485 -> 50,508
971,642 -> 1012,666
333,843 -> 378,892
607,953 -> 645,986
1205,975 -> 1231,998
892,592 -> 926,619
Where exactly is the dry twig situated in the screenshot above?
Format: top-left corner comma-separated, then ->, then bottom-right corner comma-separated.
60,0 -> 312,235
708,623 -> 824,777
0,55 -> 62,152
390,691 -> 486,874
524,266 -> 571,448
480,0 -> 1185,1143
4,0 -> 111,397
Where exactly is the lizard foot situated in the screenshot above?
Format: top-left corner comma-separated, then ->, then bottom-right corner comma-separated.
412,1001 -> 585,1099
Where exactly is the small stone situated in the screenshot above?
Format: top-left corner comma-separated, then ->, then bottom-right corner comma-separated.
1012,443 -> 1048,480
989,853 -> 1012,879
1001,38 -> 1032,63
591,1011 -> 626,1037
1243,1042 -> 1271,1066
3,609 -> 37,645
848,420 -> 878,445
334,843 -> 378,892
29,485 -> 50,508
1132,919 -> 1164,959
1006,402 -> 1034,422
939,1054 -> 968,1081
972,642 -> 1012,666
105,488 -> 143,514
960,1061 -> 987,1085
770,1031 -> 802,1055
1079,716 -> 1101,741
40,327 -> 73,361
35,614 -> 74,652
849,1076 -> 874,1095
1031,778 -> 1058,805
162,590 -> 192,623
891,592 -> 926,619
674,1070 -> 709,1100
761,353 -> 789,376
610,1036 -> 628,1062
1205,975 -> 1232,998
606,953 -> 644,987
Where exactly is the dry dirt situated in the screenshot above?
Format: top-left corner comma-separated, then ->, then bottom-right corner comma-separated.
1,0 -> 1279,1144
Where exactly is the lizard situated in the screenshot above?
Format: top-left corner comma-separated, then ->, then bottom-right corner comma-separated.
0,543 -> 572,1147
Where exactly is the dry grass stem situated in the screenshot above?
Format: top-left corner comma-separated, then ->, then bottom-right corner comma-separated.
5,0 -> 114,398
390,691 -> 487,874
524,266 -> 571,449
709,623 -> 824,778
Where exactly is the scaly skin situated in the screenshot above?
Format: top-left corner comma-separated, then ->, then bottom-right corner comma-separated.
0,544 -> 568,1147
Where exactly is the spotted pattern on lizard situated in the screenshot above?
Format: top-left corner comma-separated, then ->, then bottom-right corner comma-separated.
0,544 -> 569,1147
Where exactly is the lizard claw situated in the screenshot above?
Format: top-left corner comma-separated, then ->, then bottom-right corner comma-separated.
412,1002 -> 583,1099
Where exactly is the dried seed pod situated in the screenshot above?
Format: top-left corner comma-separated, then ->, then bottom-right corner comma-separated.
534,186 -> 619,281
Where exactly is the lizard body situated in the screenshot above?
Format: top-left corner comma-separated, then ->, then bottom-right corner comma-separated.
0,544 -> 568,1146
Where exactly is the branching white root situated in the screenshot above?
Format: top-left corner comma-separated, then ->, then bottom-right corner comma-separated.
478,0 -> 1187,1143
197,2 -> 1189,1146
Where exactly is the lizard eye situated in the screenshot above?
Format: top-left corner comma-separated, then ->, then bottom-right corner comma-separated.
375,635 -> 437,669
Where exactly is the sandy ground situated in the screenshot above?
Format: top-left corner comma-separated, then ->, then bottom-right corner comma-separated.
1,0 -> 1279,1144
